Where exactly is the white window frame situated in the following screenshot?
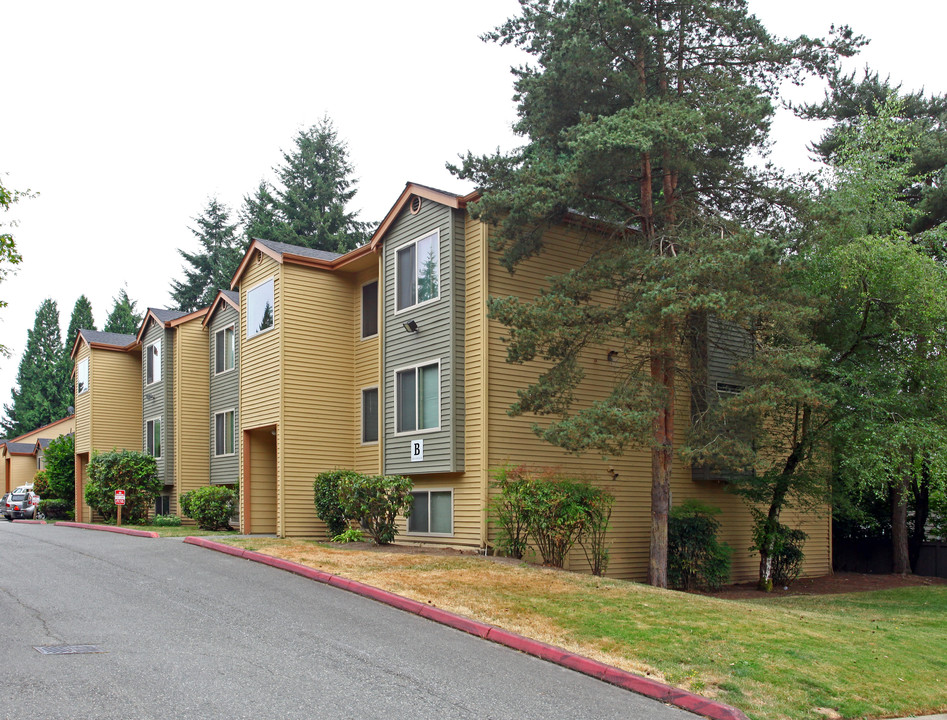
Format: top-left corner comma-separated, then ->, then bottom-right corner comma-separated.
246,278 -> 276,339
77,358 -> 89,395
215,324 -> 236,375
214,409 -> 236,457
360,279 -> 379,340
361,386 -> 379,445
406,488 -> 454,537
146,417 -> 162,458
146,340 -> 161,385
393,359 -> 441,436
394,229 -> 440,314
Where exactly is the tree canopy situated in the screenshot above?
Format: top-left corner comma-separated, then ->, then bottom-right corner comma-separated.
0,174 -> 30,359
103,287 -> 143,335
65,295 -> 95,353
240,117 -> 369,253
170,197 -> 243,312
453,0 -> 860,587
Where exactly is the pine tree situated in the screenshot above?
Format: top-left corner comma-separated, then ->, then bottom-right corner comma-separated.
240,117 -> 368,253
453,0 -> 860,588
104,288 -> 143,335
1,299 -> 70,436
65,295 -> 95,353
170,198 -> 243,312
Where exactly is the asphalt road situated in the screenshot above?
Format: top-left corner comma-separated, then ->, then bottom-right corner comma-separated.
0,522 -> 697,720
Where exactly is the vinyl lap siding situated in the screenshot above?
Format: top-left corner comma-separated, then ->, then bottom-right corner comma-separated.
92,349 -> 142,453
74,345 -> 92,453
209,305 -> 240,484
281,263 -> 357,536
173,317 -> 210,506
354,266 -> 381,474
142,321 -> 171,485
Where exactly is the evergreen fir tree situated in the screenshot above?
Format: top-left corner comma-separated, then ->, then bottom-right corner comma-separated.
239,117 -> 368,253
170,198 -> 243,312
1,299 -> 70,436
103,288 -> 143,335
65,295 -> 95,353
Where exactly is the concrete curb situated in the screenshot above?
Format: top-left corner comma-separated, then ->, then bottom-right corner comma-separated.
184,536 -> 749,720
12,519 -> 46,524
55,521 -> 159,538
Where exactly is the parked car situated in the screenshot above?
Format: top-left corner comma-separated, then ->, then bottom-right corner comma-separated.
3,485 -> 40,521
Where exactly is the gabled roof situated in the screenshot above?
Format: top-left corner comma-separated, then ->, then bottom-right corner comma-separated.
35,438 -> 52,451
230,237 -> 376,289
2,414 -> 76,444
202,290 -> 240,329
3,442 -> 36,456
135,307 -> 207,344
367,182 -> 475,252
71,329 -> 139,359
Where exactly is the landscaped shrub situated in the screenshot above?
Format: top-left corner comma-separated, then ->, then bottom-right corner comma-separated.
43,434 -> 75,507
32,469 -> 49,495
37,498 -> 72,521
578,484 -> 614,576
180,486 -> 237,531
336,473 -> 413,545
526,477 -> 598,568
152,514 -> 182,527
489,464 -> 538,559
314,469 -> 360,538
332,526 -> 364,543
750,514 -> 808,590
85,450 -> 160,524
668,499 -> 733,591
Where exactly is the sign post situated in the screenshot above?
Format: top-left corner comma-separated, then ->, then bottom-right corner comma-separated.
115,490 -> 126,527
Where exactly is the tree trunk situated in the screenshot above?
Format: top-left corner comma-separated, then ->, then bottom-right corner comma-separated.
891,475 -> 911,574
909,464 -> 931,572
648,340 -> 675,588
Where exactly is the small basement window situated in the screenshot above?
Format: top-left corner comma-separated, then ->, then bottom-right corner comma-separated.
407,489 -> 452,535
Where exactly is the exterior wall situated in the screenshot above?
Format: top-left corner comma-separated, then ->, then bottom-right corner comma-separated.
173,316 -> 210,512
209,304 -> 240,485
142,320 -> 172,486
239,253 -> 282,533
245,428 -> 277,533
354,265 -> 381,475
6,455 -> 36,489
90,349 -> 142,453
281,262 -> 358,536
382,201 -> 463,475
9,416 -> 76,446
75,344 -> 92,454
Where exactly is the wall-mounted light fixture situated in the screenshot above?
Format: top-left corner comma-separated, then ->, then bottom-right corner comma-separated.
607,350 -> 619,363
145,393 -> 156,401
402,319 -> 419,333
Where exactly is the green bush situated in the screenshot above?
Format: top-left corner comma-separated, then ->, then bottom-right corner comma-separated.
180,486 -> 237,531
37,498 -> 72,521
32,469 -> 50,495
44,434 -> 75,506
336,473 -> 413,545
490,465 -> 614,570
668,499 -> 733,591
331,526 -> 365,543
314,469 -> 360,538
85,450 -> 160,524
152,514 -> 182,527
751,514 -> 808,589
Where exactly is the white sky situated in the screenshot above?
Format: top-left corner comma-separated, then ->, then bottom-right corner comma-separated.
2,0 -> 945,407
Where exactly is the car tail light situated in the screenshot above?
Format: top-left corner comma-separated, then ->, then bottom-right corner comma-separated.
13,505 -> 19,511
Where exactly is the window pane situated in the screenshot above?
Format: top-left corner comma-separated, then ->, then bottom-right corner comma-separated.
215,331 -> 224,374
430,491 -> 452,534
408,492 -> 428,533
361,282 -> 378,338
247,280 -> 275,338
152,341 -> 162,383
77,359 -> 88,394
362,388 -> 378,443
418,364 -> 438,430
227,411 -> 235,454
416,233 -> 439,303
225,327 -> 235,370
397,370 -> 416,433
154,419 -> 161,458
396,245 -> 416,310
215,413 -> 224,455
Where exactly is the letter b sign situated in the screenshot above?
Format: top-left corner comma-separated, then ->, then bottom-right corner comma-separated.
410,439 -> 424,462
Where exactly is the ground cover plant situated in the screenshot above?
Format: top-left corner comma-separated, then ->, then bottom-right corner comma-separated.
220,537 -> 947,720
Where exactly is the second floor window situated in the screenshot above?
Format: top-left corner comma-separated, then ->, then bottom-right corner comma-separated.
396,361 -> 439,433
396,231 -> 439,311
361,281 -> 378,338
215,326 -> 235,374
146,340 -> 161,384
215,410 -> 235,456
77,358 -> 89,394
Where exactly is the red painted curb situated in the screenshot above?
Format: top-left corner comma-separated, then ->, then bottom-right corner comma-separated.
12,519 -> 46,524
183,538 -> 749,720
55,521 -> 159,538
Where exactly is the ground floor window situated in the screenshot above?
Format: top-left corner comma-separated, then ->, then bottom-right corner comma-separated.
407,489 -> 452,535
146,418 -> 161,458
155,495 -> 170,516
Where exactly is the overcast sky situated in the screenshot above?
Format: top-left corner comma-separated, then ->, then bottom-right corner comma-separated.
2,0 -> 945,409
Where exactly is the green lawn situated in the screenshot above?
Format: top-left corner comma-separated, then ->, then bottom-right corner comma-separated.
217,538 -> 947,720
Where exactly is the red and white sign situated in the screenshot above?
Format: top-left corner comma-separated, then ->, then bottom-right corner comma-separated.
114,490 -> 126,506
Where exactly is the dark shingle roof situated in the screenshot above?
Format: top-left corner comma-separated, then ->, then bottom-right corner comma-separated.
255,238 -> 342,262
36,438 -> 52,450
80,330 -> 138,347
149,308 -> 190,324
4,442 -> 36,455
221,290 -> 239,305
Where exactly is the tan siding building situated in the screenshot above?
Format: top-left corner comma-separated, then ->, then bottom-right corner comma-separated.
1,415 -> 76,492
